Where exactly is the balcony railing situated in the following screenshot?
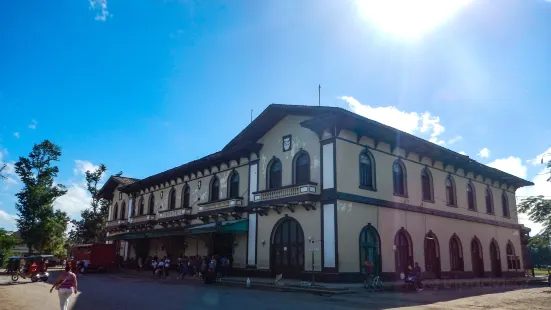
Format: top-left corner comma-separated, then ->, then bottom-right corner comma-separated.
128,214 -> 156,224
253,182 -> 318,203
107,219 -> 128,228
198,198 -> 244,213
158,208 -> 191,220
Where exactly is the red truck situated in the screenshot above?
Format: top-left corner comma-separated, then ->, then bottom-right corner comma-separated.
71,243 -> 117,272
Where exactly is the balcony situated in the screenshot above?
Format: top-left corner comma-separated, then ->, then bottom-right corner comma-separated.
106,219 -> 128,231
251,182 -> 319,214
157,208 -> 192,227
197,198 -> 245,221
128,214 -> 157,227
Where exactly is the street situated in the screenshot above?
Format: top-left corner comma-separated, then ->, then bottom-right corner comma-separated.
1,270 -> 550,310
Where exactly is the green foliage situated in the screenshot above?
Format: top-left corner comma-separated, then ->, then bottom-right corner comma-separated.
69,164 -> 110,245
0,228 -> 17,257
518,196 -> 551,242
14,140 -> 69,254
0,162 -> 7,180
528,236 -> 551,267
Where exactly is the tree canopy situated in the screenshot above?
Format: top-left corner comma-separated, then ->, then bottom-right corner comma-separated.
69,164 -> 110,245
14,140 -> 69,255
0,228 -> 17,257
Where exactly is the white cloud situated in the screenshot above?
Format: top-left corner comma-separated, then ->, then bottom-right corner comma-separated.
527,146 -> 551,166
429,137 -> 445,146
1,162 -> 18,188
487,156 -> 528,179
448,135 -> 463,144
478,147 -> 490,158
459,151 -> 467,155
73,160 -> 100,176
89,0 -> 111,21
54,181 -> 91,218
0,209 -> 17,230
339,96 -> 446,139
13,132 -> 20,139
28,119 -> 37,129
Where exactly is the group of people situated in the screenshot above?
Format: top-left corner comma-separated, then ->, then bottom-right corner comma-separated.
135,253 -> 232,283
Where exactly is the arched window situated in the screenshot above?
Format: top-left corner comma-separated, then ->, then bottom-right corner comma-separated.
169,188 -> 176,210
392,160 -> 407,196
467,182 -> 476,211
139,197 -> 144,216
421,168 -> 433,201
394,228 -> 413,275
268,158 -> 282,190
485,187 -> 494,214
148,194 -> 155,215
506,242 -> 516,270
449,234 -> 464,271
120,201 -> 126,220
445,175 -> 456,206
360,150 -> 376,189
501,192 -> 510,217
113,203 -> 119,220
210,176 -> 220,201
228,172 -> 240,198
182,185 -> 190,208
294,152 -> 310,184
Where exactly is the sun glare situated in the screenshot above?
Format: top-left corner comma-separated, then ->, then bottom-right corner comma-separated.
355,0 -> 472,40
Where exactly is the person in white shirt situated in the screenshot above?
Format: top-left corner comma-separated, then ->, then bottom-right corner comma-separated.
152,260 -> 158,275
164,256 -> 171,278
157,260 -> 164,278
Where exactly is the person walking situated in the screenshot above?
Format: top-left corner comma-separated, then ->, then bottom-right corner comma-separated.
50,264 -> 78,310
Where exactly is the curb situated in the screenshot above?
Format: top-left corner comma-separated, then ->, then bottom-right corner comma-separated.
216,280 -> 354,295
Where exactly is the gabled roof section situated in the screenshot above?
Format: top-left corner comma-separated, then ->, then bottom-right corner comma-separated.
223,104 -> 340,151
96,175 -> 140,200
300,107 -> 534,189
122,142 -> 263,193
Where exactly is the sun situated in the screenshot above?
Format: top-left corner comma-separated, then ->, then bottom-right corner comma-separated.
355,0 -> 472,40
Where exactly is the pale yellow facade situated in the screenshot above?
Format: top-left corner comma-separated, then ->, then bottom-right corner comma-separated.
102,104 -> 530,281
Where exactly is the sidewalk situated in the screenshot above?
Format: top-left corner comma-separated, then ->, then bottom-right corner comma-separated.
113,268 -> 548,295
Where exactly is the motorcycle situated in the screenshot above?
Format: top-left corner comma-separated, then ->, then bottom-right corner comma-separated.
30,271 -> 49,283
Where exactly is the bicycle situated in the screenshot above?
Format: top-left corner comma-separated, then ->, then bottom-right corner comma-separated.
365,276 -> 384,292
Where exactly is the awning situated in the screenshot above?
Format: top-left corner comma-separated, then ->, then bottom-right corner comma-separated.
107,219 -> 248,240
186,219 -> 248,235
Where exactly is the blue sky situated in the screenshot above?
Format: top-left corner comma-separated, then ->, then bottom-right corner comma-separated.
1,0 -> 551,234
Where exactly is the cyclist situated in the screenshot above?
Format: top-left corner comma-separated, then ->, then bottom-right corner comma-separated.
363,258 -> 373,288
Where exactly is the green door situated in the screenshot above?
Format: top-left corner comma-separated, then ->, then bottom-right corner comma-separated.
359,225 -> 380,276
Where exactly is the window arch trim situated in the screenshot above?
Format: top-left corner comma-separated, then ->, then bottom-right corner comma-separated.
148,194 -> 155,215
266,157 -> 283,190
168,187 -> 177,210
181,184 -> 191,208
501,191 -> 510,218
359,149 -> 377,191
466,181 -> 477,211
485,186 -> 494,214
227,170 -> 240,198
292,150 -> 311,185
120,201 -> 126,219
392,159 -> 408,197
138,197 -> 144,216
445,174 -> 457,207
209,175 -> 220,202
420,167 -> 434,202
113,202 -> 119,220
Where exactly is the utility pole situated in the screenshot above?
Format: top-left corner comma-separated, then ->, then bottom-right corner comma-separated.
318,84 -> 321,106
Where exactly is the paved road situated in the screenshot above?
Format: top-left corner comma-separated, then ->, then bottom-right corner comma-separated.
1,271 -> 549,310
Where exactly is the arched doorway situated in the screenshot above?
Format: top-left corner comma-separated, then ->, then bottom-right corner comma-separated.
471,237 -> 484,277
490,239 -> 502,277
359,224 -> 381,276
424,231 -> 441,279
394,228 -> 413,276
270,217 -> 305,278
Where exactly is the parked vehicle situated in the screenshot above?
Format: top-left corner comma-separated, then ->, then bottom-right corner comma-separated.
71,244 -> 116,272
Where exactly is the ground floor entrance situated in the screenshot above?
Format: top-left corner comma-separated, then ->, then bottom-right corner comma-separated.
270,217 -> 305,278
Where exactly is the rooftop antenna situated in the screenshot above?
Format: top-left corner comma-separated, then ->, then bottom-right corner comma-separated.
250,109 -> 253,123
318,84 -> 321,106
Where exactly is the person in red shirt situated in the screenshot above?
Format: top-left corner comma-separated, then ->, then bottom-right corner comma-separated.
27,260 -> 38,278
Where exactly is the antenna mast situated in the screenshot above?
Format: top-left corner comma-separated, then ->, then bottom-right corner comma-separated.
250,109 -> 253,123
318,84 -> 321,106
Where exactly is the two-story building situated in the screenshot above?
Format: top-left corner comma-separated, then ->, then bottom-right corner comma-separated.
97,104 -> 533,281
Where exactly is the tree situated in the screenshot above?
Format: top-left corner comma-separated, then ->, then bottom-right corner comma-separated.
69,164 -> 110,245
14,140 -> 69,254
0,228 -> 17,257
518,159 -> 551,243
